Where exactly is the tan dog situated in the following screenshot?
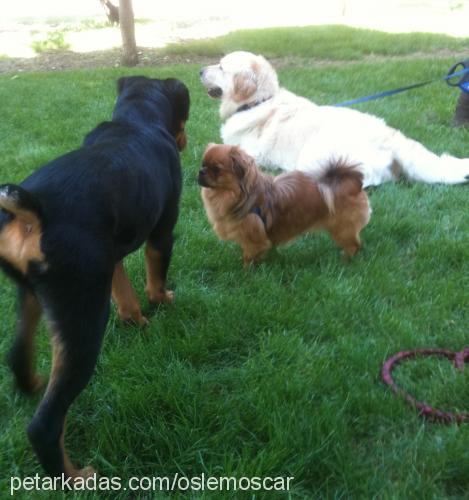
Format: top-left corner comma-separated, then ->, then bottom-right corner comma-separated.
198,144 -> 371,266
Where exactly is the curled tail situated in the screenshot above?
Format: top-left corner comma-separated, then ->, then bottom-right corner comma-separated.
0,184 -> 45,274
317,158 -> 364,214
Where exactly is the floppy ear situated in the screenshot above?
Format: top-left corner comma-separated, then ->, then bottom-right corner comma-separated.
175,122 -> 187,151
232,70 -> 257,102
230,147 -> 253,179
163,78 -> 190,120
162,78 -> 191,140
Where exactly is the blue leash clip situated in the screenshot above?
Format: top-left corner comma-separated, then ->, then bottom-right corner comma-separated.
460,81 -> 469,93
447,61 -> 469,94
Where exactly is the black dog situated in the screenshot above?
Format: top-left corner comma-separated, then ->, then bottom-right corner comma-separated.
0,75 -> 190,478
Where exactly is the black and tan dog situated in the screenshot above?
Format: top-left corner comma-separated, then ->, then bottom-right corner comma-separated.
0,76 -> 190,478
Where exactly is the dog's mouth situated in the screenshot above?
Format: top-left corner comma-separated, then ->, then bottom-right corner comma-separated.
207,87 -> 223,99
197,171 -> 211,187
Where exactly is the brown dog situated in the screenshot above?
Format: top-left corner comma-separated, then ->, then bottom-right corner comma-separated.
198,144 -> 371,266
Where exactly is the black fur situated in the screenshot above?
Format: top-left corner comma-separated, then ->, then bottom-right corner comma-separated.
454,92 -> 469,127
453,58 -> 469,127
0,75 -> 190,477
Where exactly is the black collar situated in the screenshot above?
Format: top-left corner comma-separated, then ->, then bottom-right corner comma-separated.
235,96 -> 273,114
249,205 -> 267,227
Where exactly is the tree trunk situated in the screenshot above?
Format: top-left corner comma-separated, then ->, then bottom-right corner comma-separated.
119,0 -> 138,67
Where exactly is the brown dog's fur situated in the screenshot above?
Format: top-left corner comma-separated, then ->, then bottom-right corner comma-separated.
198,144 -> 371,266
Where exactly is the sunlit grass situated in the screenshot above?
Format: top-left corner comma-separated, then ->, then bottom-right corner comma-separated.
0,26 -> 468,499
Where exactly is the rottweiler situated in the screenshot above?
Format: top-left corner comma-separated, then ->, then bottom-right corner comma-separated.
0,75 -> 190,478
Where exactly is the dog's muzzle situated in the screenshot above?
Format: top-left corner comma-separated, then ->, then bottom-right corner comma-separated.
197,170 -> 210,187
200,67 -> 223,99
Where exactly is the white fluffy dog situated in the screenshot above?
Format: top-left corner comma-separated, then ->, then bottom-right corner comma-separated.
200,51 -> 469,187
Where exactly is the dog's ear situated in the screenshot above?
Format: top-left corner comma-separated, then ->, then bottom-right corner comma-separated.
232,71 -> 257,102
116,76 -> 148,95
162,78 -> 191,141
163,79 -> 190,118
230,147 -> 252,179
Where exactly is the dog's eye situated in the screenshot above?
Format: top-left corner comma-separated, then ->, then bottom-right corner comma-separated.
211,166 -> 220,175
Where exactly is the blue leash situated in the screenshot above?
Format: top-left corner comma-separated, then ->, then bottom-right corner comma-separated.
333,62 -> 469,107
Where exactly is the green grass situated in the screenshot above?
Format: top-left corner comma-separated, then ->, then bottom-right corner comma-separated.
163,24 -> 469,60
0,26 -> 468,499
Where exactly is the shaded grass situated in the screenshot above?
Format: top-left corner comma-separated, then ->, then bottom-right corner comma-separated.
0,27 -> 468,499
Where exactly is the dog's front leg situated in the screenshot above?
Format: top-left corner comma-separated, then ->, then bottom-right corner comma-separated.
144,237 -> 174,304
112,261 -> 148,326
239,214 -> 272,268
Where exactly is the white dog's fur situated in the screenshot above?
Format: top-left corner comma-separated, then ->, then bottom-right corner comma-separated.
201,51 -> 469,187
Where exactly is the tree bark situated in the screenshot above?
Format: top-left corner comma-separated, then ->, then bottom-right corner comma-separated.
119,0 -> 138,67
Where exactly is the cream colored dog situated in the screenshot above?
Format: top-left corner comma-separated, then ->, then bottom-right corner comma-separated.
200,51 -> 469,187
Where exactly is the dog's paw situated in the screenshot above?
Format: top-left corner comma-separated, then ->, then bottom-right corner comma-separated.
117,307 -> 149,327
146,288 -> 175,304
121,314 -> 150,328
78,466 -> 97,479
70,465 -> 97,483
243,260 -> 254,269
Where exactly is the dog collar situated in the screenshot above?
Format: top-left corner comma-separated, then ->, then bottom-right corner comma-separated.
249,205 -> 267,226
235,97 -> 273,114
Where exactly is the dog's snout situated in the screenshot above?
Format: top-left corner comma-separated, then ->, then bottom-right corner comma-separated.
197,168 -> 210,187
199,68 -> 205,78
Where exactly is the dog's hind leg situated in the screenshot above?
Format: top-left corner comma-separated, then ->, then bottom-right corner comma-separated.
27,278 -> 111,478
328,223 -> 362,260
7,287 -> 44,394
112,261 -> 148,326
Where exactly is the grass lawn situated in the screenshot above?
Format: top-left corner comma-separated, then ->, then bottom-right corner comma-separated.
0,26 -> 468,498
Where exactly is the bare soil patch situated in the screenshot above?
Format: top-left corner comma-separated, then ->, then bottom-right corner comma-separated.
0,47 -> 220,74
1,47 -> 467,75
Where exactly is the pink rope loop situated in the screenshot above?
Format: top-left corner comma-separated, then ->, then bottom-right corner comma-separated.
381,348 -> 469,423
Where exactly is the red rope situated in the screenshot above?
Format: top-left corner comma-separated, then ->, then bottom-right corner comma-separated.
381,348 -> 469,423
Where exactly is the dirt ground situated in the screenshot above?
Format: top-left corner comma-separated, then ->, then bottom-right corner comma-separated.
2,47 -> 468,76
0,47 -> 220,74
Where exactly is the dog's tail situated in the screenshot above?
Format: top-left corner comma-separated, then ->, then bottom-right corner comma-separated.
316,158 -> 364,214
0,184 -> 44,273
